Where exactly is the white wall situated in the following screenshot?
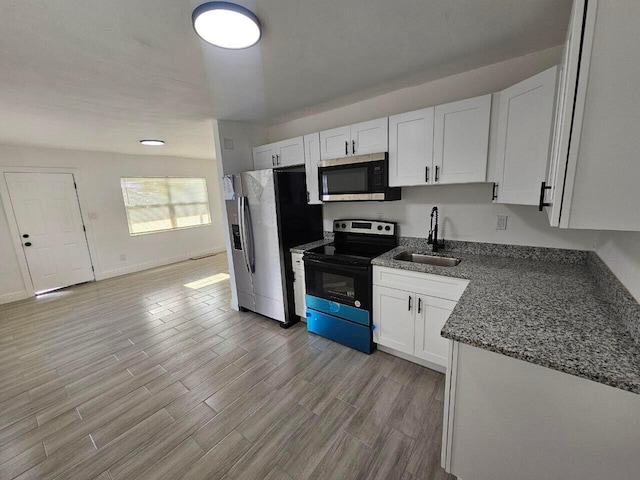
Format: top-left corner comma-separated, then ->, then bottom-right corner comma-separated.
0,143 -> 225,304
596,232 -> 640,302
265,46 -> 599,251
323,184 -> 599,250
266,46 -> 562,141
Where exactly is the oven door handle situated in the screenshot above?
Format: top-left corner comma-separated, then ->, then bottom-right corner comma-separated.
303,256 -> 370,272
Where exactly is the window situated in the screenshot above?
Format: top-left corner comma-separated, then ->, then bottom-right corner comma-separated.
121,177 -> 212,235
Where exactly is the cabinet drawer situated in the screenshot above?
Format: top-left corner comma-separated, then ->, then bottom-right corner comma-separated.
291,252 -> 304,269
373,266 -> 468,301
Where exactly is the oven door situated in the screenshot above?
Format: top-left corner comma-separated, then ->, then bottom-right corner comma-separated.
303,257 -> 371,311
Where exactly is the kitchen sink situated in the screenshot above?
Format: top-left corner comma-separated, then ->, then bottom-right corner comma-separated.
394,252 -> 462,267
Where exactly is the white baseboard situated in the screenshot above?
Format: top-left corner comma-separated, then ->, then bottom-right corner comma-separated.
0,290 -> 29,306
96,247 -> 226,281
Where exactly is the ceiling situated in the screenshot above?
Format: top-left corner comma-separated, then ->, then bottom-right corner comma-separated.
0,0 -> 572,159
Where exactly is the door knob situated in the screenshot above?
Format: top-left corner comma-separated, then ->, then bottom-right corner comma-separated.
24,242 -> 32,247
22,234 -> 29,238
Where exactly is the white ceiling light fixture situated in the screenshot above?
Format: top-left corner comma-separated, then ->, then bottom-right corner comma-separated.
192,2 -> 262,49
140,139 -> 165,146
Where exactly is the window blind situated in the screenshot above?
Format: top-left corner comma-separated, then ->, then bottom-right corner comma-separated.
121,177 -> 212,235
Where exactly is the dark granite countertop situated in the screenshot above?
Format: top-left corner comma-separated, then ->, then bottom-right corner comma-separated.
372,243 -> 640,394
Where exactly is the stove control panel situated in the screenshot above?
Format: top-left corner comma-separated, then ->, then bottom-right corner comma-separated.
333,219 -> 396,236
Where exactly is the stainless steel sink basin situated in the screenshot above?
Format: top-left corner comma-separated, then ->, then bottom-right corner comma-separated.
394,252 -> 462,267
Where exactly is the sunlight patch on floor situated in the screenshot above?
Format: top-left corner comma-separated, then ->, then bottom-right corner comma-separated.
184,273 -> 230,289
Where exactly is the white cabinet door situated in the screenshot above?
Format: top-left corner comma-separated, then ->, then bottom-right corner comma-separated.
303,133 -> 322,204
320,125 -> 351,160
494,67 -> 558,205
253,145 -> 276,170
373,285 -> 415,355
274,137 -> 305,167
433,95 -> 491,184
389,108 -> 435,187
544,0 -> 586,226
293,268 -> 306,319
414,295 -> 456,367
350,117 -> 388,156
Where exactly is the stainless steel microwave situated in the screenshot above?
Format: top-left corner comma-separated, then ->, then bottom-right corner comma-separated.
317,152 -> 401,202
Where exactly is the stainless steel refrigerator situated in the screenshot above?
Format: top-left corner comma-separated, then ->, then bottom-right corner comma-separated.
225,168 -> 323,327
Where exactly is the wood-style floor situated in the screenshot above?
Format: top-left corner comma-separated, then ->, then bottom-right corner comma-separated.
0,254 -> 454,480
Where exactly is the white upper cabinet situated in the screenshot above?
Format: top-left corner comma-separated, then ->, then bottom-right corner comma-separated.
350,118 -> 388,156
252,137 -> 304,170
493,66 -> 559,205
433,94 -> 491,184
545,0 -> 640,231
253,144 -> 277,170
274,137 -> 304,167
319,125 -> 351,160
319,118 -> 388,160
389,108 -> 435,187
303,133 -> 322,205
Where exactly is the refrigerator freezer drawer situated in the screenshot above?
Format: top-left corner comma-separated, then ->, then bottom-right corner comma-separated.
306,308 -> 373,354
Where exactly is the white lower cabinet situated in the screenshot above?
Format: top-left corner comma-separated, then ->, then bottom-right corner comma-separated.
373,285 -> 415,355
373,266 -> 468,370
414,295 -> 457,366
291,253 -> 306,319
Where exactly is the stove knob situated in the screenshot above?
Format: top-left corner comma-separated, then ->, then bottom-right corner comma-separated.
377,226 -> 383,231
385,226 -> 391,231
341,223 -> 346,228
335,223 -> 340,229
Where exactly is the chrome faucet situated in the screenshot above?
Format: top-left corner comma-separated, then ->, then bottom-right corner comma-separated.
427,206 -> 445,253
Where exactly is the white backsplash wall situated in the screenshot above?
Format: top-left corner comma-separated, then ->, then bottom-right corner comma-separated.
322,183 -> 600,250
596,232 -> 640,302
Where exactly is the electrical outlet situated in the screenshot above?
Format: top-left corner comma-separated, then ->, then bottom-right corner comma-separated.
223,137 -> 234,150
87,212 -> 98,220
496,216 -> 508,230
119,254 -> 127,262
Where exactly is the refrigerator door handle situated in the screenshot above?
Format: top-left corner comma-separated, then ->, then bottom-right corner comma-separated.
237,197 -> 251,274
241,196 -> 255,273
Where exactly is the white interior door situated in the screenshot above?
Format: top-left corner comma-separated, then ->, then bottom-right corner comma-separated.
5,172 -> 94,293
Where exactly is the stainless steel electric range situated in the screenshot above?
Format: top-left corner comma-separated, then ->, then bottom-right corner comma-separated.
303,219 -> 398,353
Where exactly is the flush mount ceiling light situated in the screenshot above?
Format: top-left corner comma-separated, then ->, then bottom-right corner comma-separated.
140,140 -> 165,146
192,2 -> 262,49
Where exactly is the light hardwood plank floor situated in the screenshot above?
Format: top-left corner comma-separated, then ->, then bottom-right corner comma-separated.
0,254 -> 454,480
